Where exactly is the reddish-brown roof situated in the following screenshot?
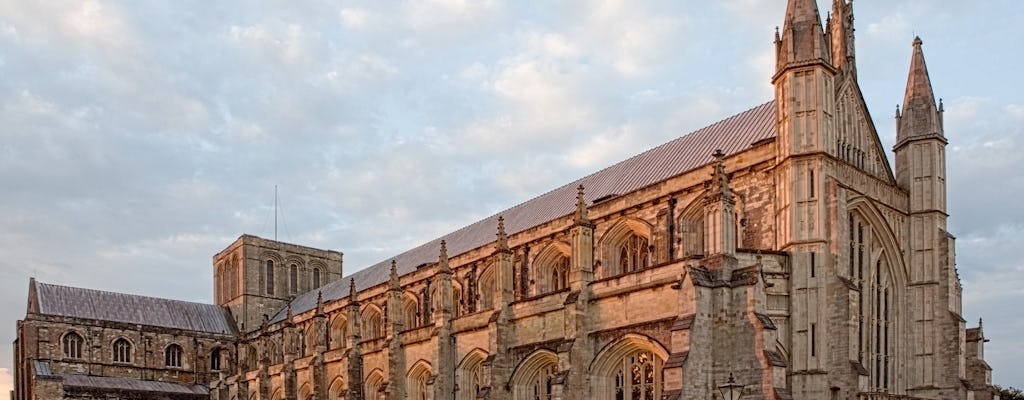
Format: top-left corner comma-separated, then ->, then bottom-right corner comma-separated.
273,101 -> 776,323
34,281 -> 236,335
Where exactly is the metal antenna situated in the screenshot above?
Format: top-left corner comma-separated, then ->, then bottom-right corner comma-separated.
274,185 -> 278,240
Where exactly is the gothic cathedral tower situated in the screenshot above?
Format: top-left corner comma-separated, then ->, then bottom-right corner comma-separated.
771,1 -> 837,394
773,0 -> 964,398
213,235 -> 343,332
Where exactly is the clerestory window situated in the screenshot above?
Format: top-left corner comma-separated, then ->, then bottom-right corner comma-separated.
62,331 -> 83,359
113,338 -> 132,363
165,344 -> 183,367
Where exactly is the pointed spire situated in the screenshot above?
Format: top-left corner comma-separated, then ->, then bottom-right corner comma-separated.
496,216 -> 510,253
710,149 -> 733,200
389,260 -> 400,291
438,240 -> 451,274
897,36 -> 944,145
348,277 -> 357,302
315,290 -> 324,314
574,184 -> 590,225
776,0 -> 831,75
829,0 -> 857,76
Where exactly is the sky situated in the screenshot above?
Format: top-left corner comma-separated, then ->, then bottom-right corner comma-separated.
1,0 -> 1021,393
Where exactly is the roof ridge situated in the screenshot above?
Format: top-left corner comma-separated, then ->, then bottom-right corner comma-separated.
36,280 -> 217,308
268,100 -> 777,325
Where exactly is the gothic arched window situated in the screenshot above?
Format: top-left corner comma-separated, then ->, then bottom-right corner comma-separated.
478,265 -> 496,310
457,350 -> 487,400
165,344 -> 183,367
365,370 -> 385,400
511,351 -> 559,400
312,267 -> 322,288
362,306 -> 384,340
290,263 -> 299,294
266,260 -> 275,295
618,234 -> 649,274
329,316 -> 347,350
849,211 -> 897,393
211,348 -> 222,371
613,351 -> 658,400
534,244 -> 571,294
590,336 -> 665,400
407,362 -> 432,400
113,338 -> 132,363
62,331 -> 83,359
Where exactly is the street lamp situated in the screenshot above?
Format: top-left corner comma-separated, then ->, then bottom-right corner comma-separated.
717,373 -> 744,400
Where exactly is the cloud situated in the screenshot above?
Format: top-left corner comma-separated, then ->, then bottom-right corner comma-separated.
0,0 -> 1021,390
0,368 -> 10,397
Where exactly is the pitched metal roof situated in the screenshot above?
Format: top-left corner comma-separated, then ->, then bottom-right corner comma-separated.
62,374 -> 210,395
272,101 -> 776,323
34,281 -> 236,335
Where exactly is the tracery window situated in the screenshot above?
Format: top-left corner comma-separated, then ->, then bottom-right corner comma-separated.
849,212 -> 895,392
511,351 -> 559,400
113,338 -> 132,363
530,365 -> 557,400
365,371 -> 385,400
613,351 -> 658,400
403,296 -> 419,329
266,260 -> 275,295
362,307 -> 384,339
244,345 -> 258,372
62,331 -> 83,359
329,316 -> 347,349
165,344 -> 183,367
407,363 -> 432,400
453,287 -> 463,318
618,234 -> 650,274
479,266 -> 495,310
550,256 -> 569,292
457,351 -> 487,400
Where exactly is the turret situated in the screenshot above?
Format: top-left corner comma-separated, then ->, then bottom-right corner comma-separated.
895,37 -> 947,209
828,0 -> 857,77
703,150 -> 736,260
774,0 -> 832,75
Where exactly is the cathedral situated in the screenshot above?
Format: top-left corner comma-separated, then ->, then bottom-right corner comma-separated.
13,1 -> 998,399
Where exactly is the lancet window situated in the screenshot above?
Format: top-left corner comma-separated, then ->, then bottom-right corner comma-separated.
534,244 -> 570,294
329,316 -> 347,349
211,348 -> 222,371
362,306 -> 384,339
511,351 -> 559,400
290,263 -> 299,294
266,259 -> 275,295
849,211 -> 895,392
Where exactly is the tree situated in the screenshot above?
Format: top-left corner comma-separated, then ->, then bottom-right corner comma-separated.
996,385 -> 1024,400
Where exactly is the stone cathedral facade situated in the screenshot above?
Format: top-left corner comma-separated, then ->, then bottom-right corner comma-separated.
14,1 -> 998,399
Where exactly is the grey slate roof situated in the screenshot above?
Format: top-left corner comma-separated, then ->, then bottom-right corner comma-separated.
35,281 -> 236,335
31,360 -> 59,380
62,374 -> 210,395
272,101 -> 777,323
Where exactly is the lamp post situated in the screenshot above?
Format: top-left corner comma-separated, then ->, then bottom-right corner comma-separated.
717,373 -> 744,400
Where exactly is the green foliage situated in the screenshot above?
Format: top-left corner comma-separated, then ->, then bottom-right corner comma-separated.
996,385 -> 1024,400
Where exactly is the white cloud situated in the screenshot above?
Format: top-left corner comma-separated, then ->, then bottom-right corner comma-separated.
0,368 -> 10,397
0,0 -> 1021,389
